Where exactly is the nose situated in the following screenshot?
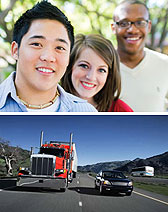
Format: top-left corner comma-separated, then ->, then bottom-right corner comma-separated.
126,23 -> 139,33
40,47 -> 56,63
86,68 -> 96,81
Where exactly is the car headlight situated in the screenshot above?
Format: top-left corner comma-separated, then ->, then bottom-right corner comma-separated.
103,180 -> 111,185
128,181 -> 133,186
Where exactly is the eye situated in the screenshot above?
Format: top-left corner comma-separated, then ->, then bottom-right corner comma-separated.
98,68 -> 107,73
30,42 -> 42,47
78,63 -> 89,69
56,46 -> 66,51
119,21 -> 129,27
136,20 -> 147,27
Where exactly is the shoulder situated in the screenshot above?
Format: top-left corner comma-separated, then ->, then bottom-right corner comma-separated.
0,72 -> 16,108
0,71 -> 15,88
0,72 -> 27,112
145,48 -> 168,62
57,85 -> 97,112
108,99 -> 133,112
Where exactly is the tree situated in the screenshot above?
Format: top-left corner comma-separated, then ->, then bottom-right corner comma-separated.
148,0 -> 168,51
0,138 -> 22,176
67,0 -> 168,51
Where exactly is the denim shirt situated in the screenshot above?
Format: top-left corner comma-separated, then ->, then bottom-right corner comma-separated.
0,72 -> 97,112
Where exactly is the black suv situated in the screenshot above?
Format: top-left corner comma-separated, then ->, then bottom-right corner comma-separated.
95,170 -> 133,195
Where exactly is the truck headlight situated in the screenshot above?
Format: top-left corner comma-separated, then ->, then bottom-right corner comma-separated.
55,169 -> 64,173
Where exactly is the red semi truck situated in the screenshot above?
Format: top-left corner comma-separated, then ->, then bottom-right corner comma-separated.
17,131 -> 77,191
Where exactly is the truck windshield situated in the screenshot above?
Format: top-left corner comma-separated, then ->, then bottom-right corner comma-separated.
40,147 -> 64,157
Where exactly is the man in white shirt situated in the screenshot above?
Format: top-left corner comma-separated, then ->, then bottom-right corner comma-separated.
111,0 -> 168,112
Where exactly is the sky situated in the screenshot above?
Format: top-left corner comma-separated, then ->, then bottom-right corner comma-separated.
0,115 -> 168,166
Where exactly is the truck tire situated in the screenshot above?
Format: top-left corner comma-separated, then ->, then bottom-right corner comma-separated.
60,188 -> 66,192
66,177 -> 68,187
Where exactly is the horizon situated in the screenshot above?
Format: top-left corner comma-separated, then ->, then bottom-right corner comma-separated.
0,115 -> 168,166
77,150 -> 168,166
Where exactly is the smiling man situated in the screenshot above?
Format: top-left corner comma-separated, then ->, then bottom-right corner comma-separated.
0,0 -> 97,112
111,0 -> 168,112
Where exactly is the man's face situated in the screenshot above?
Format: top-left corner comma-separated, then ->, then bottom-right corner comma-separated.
112,4 -> 151,56
12,19 -> 71,94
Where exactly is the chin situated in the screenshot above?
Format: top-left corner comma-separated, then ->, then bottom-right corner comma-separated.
79,95 -> 93,101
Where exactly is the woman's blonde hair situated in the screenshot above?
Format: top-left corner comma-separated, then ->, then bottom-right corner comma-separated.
61,34 -> 121,111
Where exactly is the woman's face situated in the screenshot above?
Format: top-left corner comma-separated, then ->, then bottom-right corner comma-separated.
71,47 -> 108,102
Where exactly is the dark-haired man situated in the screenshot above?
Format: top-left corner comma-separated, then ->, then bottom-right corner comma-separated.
111,0 -> 168,112
0,1 -> 97,112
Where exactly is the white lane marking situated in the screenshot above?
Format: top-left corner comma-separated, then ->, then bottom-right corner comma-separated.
0,189 -> 2,191
79,201 -> 82,207
133,191 -> 168,206
77,181 -> 79,184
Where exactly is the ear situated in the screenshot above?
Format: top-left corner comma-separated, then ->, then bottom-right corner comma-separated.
11,41 -> 19,60
147,20 -> 152,33
111,23 -> 116,34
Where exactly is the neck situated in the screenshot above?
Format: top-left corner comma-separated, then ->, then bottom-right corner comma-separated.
15,83 -> 58,106
86,98 -> 97,108
17,89 -> 60,109
118,49 -> 145,69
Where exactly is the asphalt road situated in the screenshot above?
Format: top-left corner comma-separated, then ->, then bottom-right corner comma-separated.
0,173 -> 168,212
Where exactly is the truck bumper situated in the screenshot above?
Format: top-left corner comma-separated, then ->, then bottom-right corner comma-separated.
17,175 -> 67,190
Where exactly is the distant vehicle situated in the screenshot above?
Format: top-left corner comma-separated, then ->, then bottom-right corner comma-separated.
17,131 -> 77,192
95,170 -> 133,196
131,166 -> 154,177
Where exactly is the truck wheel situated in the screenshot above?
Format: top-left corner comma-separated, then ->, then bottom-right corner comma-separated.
66,178 -> 68,187
60,188 -> 66,192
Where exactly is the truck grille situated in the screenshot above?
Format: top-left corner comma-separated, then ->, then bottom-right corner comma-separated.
31,156 -> 54,176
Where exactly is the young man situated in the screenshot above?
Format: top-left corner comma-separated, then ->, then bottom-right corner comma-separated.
111,0 -> 168,112
0,0 -> 97,112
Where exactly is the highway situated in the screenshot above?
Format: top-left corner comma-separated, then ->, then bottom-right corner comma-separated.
0,173 -> 168,212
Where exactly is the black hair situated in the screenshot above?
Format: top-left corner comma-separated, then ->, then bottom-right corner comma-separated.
12,0 -> 74,50
113,0 -> 150,20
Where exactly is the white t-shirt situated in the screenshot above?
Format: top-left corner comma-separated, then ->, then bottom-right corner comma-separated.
120,48 -> 168,112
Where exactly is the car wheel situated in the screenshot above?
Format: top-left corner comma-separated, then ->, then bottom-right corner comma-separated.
95,181 -> 98,189
99,184 -> 104,195
126,192 -> 132,196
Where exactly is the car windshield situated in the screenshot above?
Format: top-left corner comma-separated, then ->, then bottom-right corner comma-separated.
103,171 -> 125,179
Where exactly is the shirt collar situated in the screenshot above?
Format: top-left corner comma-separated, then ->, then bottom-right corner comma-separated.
57,84 -> 87,112
0,72 -> 19,109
